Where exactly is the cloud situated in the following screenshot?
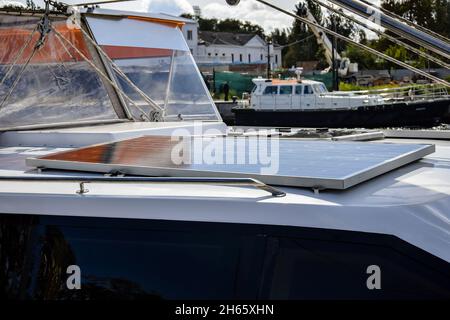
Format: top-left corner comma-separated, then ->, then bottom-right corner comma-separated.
30,0 -> 291,34
101,0 -> 292,33
1,0 -> 26,6
103,0 -> 193,15
201,0 -> 293,33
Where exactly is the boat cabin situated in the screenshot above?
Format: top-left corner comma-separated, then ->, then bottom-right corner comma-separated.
0,8 -> 223,132
249,78 -> 383,111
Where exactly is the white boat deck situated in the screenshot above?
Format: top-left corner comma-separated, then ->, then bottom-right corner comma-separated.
1,137 -> 449,204
0,125 -> 449,263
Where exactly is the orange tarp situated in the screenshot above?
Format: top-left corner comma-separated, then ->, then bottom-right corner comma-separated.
101,46 -> 173,60
0,25 -> 91,64
127,15 -> 185,29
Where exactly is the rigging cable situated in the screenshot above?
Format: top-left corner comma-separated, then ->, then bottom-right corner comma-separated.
0,25 -> 38,87
278,34 -> 316,49
254,0 -> 450,88
0,11 -> 52,111
359,0 -> 450,44
52,27 -> 156,122
75,23 -> 164,116
1,2 -> 163,122
311,0 -> 450,69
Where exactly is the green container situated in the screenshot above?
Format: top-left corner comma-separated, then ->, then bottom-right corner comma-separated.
214,72 -> 255,97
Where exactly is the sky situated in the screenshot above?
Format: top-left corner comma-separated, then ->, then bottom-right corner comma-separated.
17,0 -> 383,35
102,0 -> 297,33
22,0 -> 297,33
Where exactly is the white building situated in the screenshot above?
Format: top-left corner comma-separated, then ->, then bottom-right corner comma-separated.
174,15 -> 283,68
165,14 -> 200,56
196,31 -> 282,68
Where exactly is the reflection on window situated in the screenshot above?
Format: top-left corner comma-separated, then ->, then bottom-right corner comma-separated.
263,86 -> 278,95
114,54 -> 172,120
0,15 -> 117,129
112,50 -> 218,121
164,51 -> 218,120
36,226 -> 241,299
295,86 -> 303,95
262,237 -> 450,300
304,85 -> 314,95
279,86 -> 293,95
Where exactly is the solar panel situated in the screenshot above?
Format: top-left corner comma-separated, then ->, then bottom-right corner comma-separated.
26,136 -> 435,190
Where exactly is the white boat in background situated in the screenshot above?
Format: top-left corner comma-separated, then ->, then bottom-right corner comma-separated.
0,4 -> 449,301
232,76 -> 450,128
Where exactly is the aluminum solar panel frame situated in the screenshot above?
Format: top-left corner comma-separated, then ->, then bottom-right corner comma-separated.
26,136 -> 435,191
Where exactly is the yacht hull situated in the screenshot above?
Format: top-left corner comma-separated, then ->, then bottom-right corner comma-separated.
232,99 -> 450,128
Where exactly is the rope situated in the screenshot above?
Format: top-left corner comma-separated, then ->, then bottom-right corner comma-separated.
0,26 -> 37,86
279,34 -> 316,49
52,27 -> 154,121
256,0 -> 450,88
0,47 -> 39,111
0,12 -> 52,111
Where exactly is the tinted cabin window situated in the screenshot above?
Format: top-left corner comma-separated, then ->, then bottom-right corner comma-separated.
304,85 -> 314,95
295,85 -> 303,95
260,237 -> 450,300
279,86 -> 293,95
263,86 -> 278,95
31,226 -> 249,300
1,214 -> 449,300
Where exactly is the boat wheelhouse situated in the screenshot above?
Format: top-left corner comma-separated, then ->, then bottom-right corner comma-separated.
249,78 -> 385,110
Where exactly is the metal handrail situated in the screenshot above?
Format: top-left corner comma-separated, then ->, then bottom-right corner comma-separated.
0,176 -> 287,198
0,119 -> 130,133
336,84 -> 450,100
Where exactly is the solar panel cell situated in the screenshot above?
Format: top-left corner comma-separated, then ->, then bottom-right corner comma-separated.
26,136 -> 435,190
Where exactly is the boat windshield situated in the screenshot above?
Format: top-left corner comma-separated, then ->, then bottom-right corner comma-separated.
86,14 -> 220,122
313,83 -> 329,94
0,12 -> 220,131
0,14 -> 118,130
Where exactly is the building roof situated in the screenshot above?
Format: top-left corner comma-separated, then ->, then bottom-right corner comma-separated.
199,31 -> 260,46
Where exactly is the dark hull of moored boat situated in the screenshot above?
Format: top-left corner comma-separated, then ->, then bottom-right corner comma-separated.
232,99 -> 450,128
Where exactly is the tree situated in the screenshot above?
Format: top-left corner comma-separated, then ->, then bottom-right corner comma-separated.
343,43 -> 379,70
181,14 -> 266,39
284,0 -> 326,68
381,0 -> 450,38
377,0 -> 450,68
326,10 -> 356,53
26,0 -> 37,10
432,0 -> 450,37
0,0 -> 39,9
269,28 -> 289,46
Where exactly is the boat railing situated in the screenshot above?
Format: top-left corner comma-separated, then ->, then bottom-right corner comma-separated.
0,176 -> 287,198
338,84 -> 450,103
